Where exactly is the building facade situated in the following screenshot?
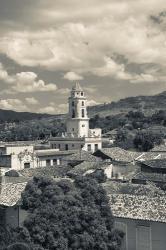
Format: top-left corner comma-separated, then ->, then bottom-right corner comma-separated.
50,82 -> 102,152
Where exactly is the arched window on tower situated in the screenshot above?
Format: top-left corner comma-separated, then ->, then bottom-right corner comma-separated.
82,109 -> 85,118
82,101 -> 84,106
72,109 -> 75,118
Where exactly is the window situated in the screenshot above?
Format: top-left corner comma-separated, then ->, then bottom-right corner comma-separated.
82,109 -> 85,118
87,144 -> 91,151
53,159 -> 57,166
136,226 -> 151,250
82,101 -> 84,106
72,109 -> 75,118
46,159 -> 51,167
82,124 -> 85,127
65,144 -> 69,150
95,144 -> 98,151
58,144 -> 61,149
81,92 -> 84,96
72,128 -> 75,131
72,144 -> 74,147
24,162 -> 30,169
115,222 -> 127,249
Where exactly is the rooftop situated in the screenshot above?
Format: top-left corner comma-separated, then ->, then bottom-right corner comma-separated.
94,147 -> 141,162
141,159 -> 166,169
132,171 -> 166,183
35,149 -> 78,157
151,144 -> 166,152
109,194 -> 166,223
0,182 -> 27,206
19,165 -> 71,178
64,150 -> 101,162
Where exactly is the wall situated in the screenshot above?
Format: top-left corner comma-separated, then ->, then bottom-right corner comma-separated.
5,206 -> 19,227
6,145 -> 34,155
50,139 -> 85,151
0,155 -> 11,168
115,217 -> 166,250
4,206 -> 28,228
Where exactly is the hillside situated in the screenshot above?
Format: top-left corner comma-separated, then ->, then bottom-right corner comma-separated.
0,109 -> 65,123
0,91 -> 165,123
88,91 -> 166,117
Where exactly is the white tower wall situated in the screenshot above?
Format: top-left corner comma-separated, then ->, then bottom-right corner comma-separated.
66,83 -> 89,137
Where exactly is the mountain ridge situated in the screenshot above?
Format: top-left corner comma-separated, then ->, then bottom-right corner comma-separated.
0,91 -> 165,122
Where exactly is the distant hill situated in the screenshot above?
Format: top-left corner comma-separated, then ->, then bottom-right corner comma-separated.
88,91 -> 166,117
0,91 -> 165,122
0,109 -> 60,123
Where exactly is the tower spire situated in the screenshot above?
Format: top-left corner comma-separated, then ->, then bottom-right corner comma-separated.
72,82 -> 82,91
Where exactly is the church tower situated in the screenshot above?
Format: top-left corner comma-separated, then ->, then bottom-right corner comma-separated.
66,82 -> 89,137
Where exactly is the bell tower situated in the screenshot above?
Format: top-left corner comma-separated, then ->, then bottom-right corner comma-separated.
66,82 -> 89,137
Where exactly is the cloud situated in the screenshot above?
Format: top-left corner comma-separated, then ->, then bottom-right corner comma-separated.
63,71 -> 83,81
0,64 -> 57,93
57,88 -> 70,94
25,97 -> 39,105
0,98 -> 28,112
0,63 -> 13,83
0,0 -> 166,81
87,99 -> 100,106
12,72 -> 57,93
38,102 -> 67,114
131,73 -> 166,84
91,57 -> 131,80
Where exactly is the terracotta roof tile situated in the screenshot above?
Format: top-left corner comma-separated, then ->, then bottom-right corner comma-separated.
109,194 -> 166,223
0,182 -> 27,206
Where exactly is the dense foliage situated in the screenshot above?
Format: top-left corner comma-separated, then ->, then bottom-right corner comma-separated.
90,110 -> 165,151
0,176 -> 124,250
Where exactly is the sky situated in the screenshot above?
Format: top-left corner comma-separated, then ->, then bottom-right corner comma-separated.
0,0 -> 166,114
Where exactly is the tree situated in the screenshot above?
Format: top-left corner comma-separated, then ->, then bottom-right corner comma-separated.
133,130 -> 163,151
18,176 -> 124,250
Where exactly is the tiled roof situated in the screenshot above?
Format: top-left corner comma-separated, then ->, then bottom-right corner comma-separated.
135,152 -> 166,161
35,149 -> 77,157
141,159 -> 166,169
64,150 -> 101,162
151,144 -> 166,152
67,161 -> 101,176
109,194 -> 166,223
0,182 -> 27,206
132,172 -> 166,183
103,180 -> 164,197
96,148 -> 141,162
19,166 -> 71,178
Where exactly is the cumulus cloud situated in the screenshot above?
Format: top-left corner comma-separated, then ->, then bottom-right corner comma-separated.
25,97 -> 39,105
0,98 -> 28,112
87,99 -> 100,106
38,102 -> 67,114
63,71 -> 83,81
57,88 -> 70,94
1,0 -> 166,83
0,64 -> 57,93
12,72 -> 57,93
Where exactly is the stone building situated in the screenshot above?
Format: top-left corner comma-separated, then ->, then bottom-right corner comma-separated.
49,83 -> 102,152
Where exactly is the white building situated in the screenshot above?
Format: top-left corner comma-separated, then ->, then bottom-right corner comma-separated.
49,83 -> 102,152
0,143 -> 77,174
